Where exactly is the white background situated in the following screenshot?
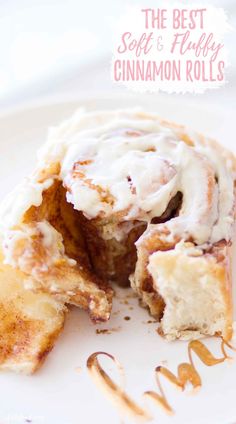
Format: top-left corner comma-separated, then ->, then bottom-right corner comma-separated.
0,0 -> 234,111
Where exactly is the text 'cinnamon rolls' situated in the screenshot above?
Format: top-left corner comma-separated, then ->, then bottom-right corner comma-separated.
0,108 -> 235,372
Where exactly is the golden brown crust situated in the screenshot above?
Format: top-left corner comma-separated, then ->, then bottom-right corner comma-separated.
0,253 -> 66,373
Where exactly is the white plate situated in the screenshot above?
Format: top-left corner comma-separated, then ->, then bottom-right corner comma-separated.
0,94 -> 235,424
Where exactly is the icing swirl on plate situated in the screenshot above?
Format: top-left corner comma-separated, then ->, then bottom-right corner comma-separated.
87,337 -> 236,421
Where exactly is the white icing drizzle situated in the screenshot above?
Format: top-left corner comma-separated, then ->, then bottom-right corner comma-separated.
57,109 -> 234,245
0,177 -> 54,231
2,220 -> 76,277
0,108 -> 234,261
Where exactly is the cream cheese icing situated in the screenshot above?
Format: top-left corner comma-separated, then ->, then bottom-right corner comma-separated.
0,108 -> 235,261
56,109 -> 234,245
0,177 -> 54,231
2,220 -> 76,277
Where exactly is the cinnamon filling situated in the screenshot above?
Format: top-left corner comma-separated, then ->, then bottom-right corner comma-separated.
23,181 -> 186,328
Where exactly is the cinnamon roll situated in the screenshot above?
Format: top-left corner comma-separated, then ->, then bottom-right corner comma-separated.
0,108 -> 235,371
